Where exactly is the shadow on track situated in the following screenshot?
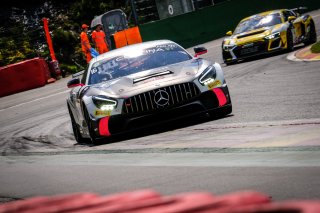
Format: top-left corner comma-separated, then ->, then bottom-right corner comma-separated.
223,45 -> 305,67
76,112 -> 234,147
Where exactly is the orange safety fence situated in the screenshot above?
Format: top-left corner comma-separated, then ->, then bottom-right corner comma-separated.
125,26 -> 142,45
113,31 -> 127,49
113,26 -> 143,49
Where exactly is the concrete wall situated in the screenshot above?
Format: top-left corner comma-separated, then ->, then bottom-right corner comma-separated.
139,0 -> 320,48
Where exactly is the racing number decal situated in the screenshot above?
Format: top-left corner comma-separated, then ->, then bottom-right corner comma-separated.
207,80 -> 222,90
95,110 -> 111,116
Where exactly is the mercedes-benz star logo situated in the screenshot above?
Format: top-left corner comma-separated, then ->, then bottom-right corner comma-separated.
154,90 -> 169,106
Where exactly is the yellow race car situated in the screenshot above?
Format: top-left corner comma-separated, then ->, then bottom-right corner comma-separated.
222,8 -> 317,64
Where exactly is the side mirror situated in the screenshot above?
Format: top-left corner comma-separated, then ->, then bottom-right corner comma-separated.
67,78 -> 83,88
288,16 -> 296,22
226,31 -> 233,36
194,47 -> 207,57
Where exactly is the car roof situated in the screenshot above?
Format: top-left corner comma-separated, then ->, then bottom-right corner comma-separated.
90,40 -> 179,64
241,9 -> 284,22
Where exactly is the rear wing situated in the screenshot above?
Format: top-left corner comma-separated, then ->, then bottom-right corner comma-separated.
291,7 -> 308,15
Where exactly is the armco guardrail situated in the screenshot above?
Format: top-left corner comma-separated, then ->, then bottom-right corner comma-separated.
139,0 -> 320,48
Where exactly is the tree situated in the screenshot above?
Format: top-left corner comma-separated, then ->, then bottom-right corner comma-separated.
0,0 -> 127,70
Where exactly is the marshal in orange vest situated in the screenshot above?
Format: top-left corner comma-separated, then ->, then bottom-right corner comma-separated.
92,24 -> 109,54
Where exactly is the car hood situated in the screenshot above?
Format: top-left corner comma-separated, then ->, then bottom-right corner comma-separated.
87,59 -> 207,99
225,24 -> 282,46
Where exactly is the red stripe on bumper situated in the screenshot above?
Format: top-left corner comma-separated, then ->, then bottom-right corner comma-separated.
213,88 -> 227,107
99,117 -> 111,136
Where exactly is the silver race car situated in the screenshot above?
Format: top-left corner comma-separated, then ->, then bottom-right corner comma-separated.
67,40 -> 232,144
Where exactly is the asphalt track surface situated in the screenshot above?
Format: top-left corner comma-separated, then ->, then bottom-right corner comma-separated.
0,10 -> 320,202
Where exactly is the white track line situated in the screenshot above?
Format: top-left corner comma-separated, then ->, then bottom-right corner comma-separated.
0,90 -> 69,112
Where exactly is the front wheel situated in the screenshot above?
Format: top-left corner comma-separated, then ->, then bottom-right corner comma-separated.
83,107 -> 101,145
68,104 -> 90,144
305,21 -> 317,45
222,51 -> 236,66
224,61 -> 236,66
286,29 -> 294,52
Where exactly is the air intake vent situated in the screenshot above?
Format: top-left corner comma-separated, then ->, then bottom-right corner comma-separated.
237,30 -> 266,39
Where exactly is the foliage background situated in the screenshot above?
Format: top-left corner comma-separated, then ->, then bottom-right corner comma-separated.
0,0 -> 128,73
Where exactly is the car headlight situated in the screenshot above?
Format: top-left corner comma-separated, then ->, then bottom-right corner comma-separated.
92,96 -> 117,110
265,32 -> 280,40
222,40 -> 235,51
222,44 -> 235,51
198,66 -> 217,86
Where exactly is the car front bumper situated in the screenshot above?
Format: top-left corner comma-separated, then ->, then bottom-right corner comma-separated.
223,37 -> 284,63
92,85 -> 231,138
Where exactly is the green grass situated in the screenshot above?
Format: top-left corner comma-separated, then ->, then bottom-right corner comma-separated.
310,41 -> 320,53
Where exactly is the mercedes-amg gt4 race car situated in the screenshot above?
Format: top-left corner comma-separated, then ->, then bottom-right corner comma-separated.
222,8 -> 317,64
67,40 -> 232,144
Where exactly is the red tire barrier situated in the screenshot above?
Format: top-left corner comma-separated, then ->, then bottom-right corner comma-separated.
0,189 -> 319,213
0,58 -> 51,97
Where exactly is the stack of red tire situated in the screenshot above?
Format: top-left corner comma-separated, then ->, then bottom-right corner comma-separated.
0,58 -> 51,97
0,189 -> 319,212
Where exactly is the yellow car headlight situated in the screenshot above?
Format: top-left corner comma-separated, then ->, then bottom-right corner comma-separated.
265,32 -> 280,40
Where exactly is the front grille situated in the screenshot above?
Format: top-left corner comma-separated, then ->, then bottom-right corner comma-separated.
270,38 -> 281,49
122,82 -> 200,114
234,41 -> 268,57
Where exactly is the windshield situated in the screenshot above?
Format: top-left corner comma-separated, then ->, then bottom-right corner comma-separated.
234,13 -> 282,35
88,43 -> 192,84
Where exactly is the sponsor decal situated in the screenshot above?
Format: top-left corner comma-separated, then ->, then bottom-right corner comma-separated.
168,5 -> 174,15
91,68 -> 98,74
137,75 -> 165,84
207,80 -> 222,90
145,44 -> 178,54
95,110 -> 111,116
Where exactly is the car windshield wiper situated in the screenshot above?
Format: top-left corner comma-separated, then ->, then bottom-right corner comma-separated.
133,70 -> 173,84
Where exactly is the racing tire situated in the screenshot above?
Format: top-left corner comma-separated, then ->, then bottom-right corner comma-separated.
67,104 -> 90,144
83,107 -> 101,145
222,52 -> 235,66
225,61 -> 236,66
286,29 -> 294,52
224,60 -> 230,66
305,21 -> 317,45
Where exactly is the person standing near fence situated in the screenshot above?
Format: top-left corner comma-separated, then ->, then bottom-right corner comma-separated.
92,24 -> 109,54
